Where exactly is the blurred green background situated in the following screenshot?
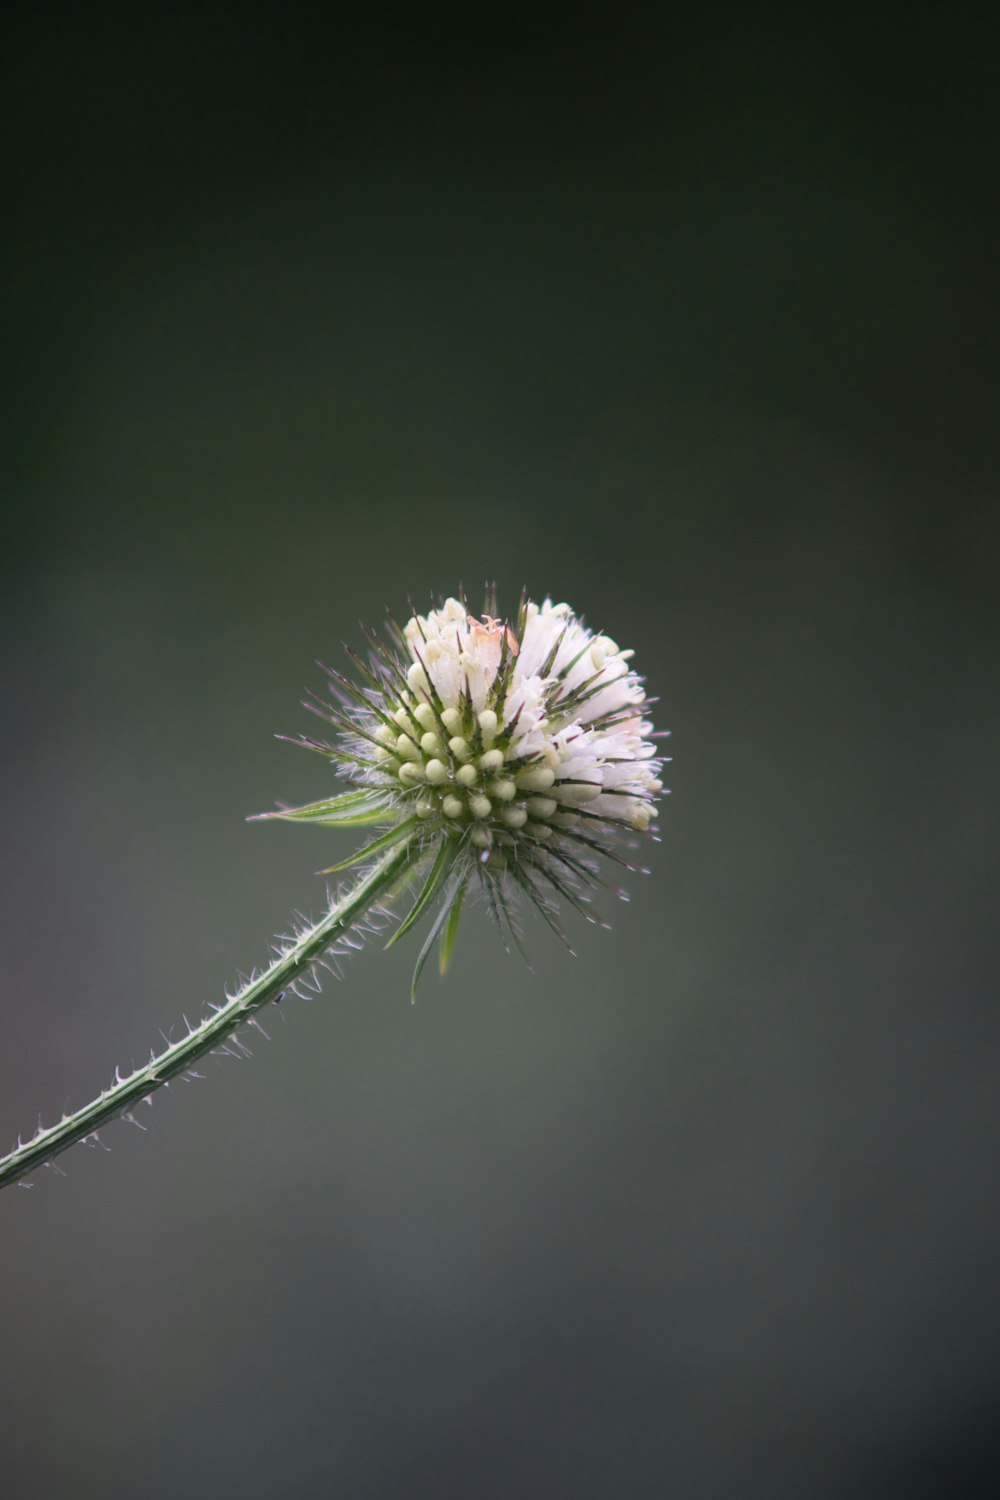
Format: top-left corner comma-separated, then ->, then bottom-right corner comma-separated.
1,7 -> 997,1497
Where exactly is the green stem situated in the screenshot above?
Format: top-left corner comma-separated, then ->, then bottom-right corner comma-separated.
0,842 -> 419,1191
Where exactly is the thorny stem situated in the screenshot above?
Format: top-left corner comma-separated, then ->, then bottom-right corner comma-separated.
0,843 -> 419,1191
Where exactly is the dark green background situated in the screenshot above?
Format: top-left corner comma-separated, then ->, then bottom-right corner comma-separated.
1,8 -> 997,1497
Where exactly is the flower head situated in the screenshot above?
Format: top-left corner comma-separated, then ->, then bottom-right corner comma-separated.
257,589 -> 665,995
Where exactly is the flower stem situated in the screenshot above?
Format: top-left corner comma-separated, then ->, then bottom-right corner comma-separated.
0,842 -> 419,1191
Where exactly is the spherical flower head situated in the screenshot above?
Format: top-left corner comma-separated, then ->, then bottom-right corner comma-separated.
258,589 -> 666,994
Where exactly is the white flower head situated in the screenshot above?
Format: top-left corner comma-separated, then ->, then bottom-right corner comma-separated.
260,589 -> 666,995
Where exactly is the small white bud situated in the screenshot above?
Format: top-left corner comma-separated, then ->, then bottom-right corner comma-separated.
396,733 -> 420,761
502,806 -> 527,829
424,759 -> 448,784
442,795 -> 464,819
456,764 -> 478,787
441,708 -> 462,734
562,782 -> 601,803
416,797 -> 435,819
488,778 -> 516,802
406,662 -> 428,693
516,765 -> 555,791
398,761 -> 423,786
528,821 -> 552,839
526,796 -> 557,819
375,724 -> 397,748
479,748 -> 504,773
469,794 -> 492,819
471,828 -> 491,849
448,736 -> 471,762
420,731 -> 443,755
413,702 -> 436,730
477,709 -> 498,743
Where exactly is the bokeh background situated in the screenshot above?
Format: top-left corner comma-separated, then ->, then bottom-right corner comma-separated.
1,7 -> 997,1497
